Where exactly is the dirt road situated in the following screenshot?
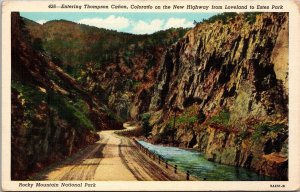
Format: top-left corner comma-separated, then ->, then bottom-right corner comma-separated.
34,122 -> 192,181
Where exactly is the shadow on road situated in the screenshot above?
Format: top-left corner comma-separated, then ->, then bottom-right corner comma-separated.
32,141 -> 106,180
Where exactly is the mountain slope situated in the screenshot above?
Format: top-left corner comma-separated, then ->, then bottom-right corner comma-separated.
11,12 -> 119,180
24,18 -> 189,121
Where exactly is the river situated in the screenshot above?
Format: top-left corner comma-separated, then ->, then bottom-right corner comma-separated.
137,140 -> 278,181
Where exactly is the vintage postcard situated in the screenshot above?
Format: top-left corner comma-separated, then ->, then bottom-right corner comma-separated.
1,0 -> 300,191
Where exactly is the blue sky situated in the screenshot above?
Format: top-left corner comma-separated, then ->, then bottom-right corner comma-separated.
20,12 -> 217,34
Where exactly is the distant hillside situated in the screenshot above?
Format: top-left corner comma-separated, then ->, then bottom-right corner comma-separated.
24,18 -> 189,78
24,17 -> 189,120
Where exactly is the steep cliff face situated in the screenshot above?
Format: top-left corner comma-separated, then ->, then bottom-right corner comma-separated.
139,13 -> 288,179
11,13 -> 114,180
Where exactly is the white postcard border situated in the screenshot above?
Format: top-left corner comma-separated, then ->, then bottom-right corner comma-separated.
1,0 -> 300,191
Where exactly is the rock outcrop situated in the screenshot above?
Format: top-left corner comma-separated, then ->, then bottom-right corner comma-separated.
137,13 -> 288,179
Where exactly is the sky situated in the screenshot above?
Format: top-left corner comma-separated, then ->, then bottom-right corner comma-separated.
20,12 -> 217,34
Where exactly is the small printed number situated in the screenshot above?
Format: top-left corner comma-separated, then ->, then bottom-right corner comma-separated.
270,184 -> 285,188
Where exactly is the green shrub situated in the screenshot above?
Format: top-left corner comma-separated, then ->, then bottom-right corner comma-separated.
198,110 -> 206,124
239,129 -> 249,140
153,123 -> 176,144
208,109 -> 230,126
196,13 -> 261,26
245,12 -> 260,24
202,13 -> 238,24
132,80 -> 141,90
252,123 -> 287,141
11,81 -> 47,128
169,106 -> 203,127
48,91 -> 94,131
141,113 -> 152,138
176,115 -> 198,124
12,81 -> 46,107
32,38 -> 44,52
109,110 -> 123,123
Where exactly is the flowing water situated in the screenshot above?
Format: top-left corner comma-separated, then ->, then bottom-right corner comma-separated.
138,140 -> 278,181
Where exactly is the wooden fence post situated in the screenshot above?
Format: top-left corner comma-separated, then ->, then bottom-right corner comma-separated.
186,170 -> 190,180
136,142 -> 192,180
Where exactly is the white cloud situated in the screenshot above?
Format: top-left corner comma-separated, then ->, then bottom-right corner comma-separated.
76,16 -> 193,34
164,18 -> 193,29
36,20 -> 48,25
131,18 -> 193,34
78,15 -> 130,31
131,19 -> 164,34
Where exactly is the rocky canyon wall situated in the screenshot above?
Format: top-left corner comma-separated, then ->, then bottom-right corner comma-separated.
11,13 -> 105,180
136,13 -> 288,179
